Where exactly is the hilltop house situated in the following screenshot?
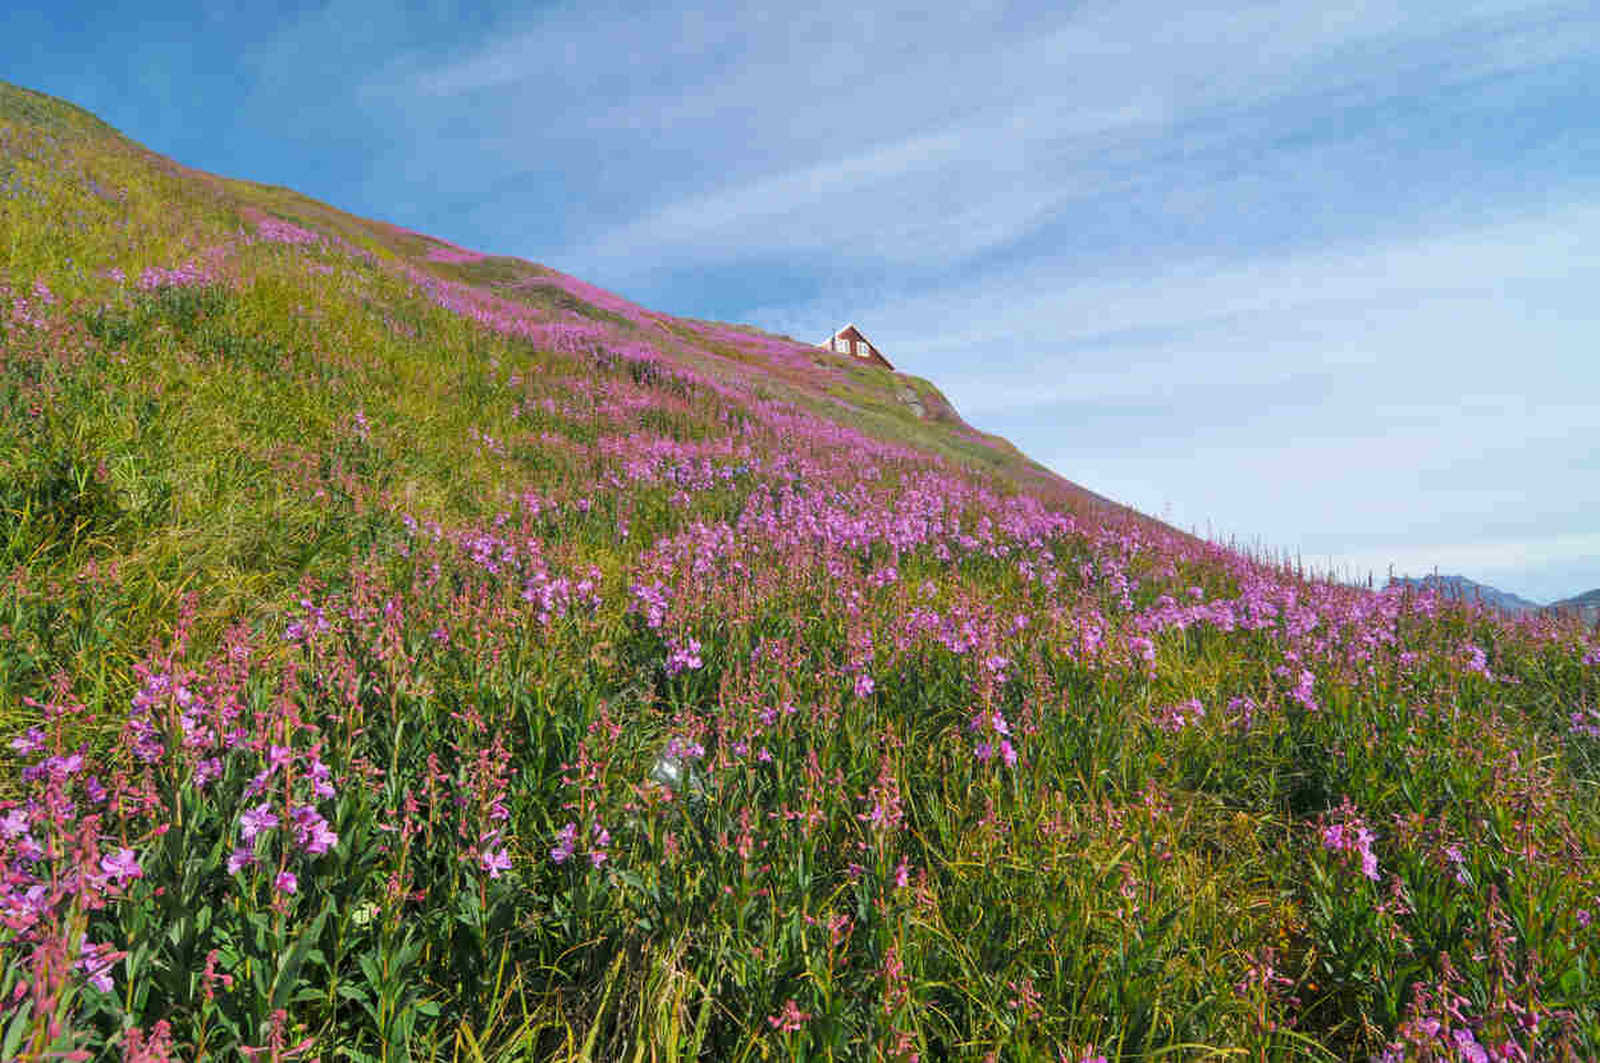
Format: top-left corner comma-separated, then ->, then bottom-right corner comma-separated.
819,323 -> 893,370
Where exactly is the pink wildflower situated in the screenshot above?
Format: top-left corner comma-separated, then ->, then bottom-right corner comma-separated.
239,803 -> 278,842
481,847 -> 512,878
550,822 -> 577,864
100,847 -> 143,885
767,997 -> 811,1033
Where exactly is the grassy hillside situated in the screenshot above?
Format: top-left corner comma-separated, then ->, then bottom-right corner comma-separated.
2,80 -> 1598,1061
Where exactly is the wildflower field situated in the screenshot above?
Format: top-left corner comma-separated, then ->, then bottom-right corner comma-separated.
1,80 -> 1597,1060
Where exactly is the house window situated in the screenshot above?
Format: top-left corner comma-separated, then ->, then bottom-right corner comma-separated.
835,337 -> 851,354
857,340 -> 871,357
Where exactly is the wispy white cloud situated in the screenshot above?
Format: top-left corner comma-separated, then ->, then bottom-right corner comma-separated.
860,202 -> 1600,399
581,98 -> 1162,266
512,0 -> 1600,275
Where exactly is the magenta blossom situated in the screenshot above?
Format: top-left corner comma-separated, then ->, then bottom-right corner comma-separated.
100,848 -> 143,885
291,806 -> 339,856
1321,801 -> 1380,882
550,822 -> 577,864
9,727 -> 45,756
239,803 -> 279,842
767,998 -> 812,1033
665,637 -> 703,677
481,847 -> 512,878
0,807 -> 29,839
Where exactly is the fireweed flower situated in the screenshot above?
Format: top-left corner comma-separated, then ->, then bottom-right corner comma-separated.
1571,707 -> 1600,738
1154,698 -> 1205,733
629,581 -> 670,629
766,998 -> 812,1033
243,767 -> 275,799
0,807 -> 29,838
100,848 -> 143,885
193,757 -> 223,788
1228,695 -> 1258,731
1128,636 -> 1157,671
858,755 -> 905,834
480,846 -> 512,878
227,846 -> 258,874
968,708 -> 1018,766
307,759 -> 335,799
1458,643 -> 1491,677
1290,669 -> 1320,712
275,871 -> 298,895
291,806 -> 339,855
10,727 -> 47,757
78,941 -> 123,993
1358,831 -> 1380,880
1452,1028 -> 1489,1063
665,637 -> 703,677
550,822 -> 577,864
1321,800 -> 1381,882
239,803 -> 279,842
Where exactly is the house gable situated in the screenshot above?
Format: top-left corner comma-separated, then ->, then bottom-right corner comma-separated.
819,322 -> 893,370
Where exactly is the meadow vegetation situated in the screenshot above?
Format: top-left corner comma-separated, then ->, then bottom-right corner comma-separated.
2,80 -> 1597,1060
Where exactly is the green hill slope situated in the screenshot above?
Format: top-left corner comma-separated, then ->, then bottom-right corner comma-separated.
2,80 -> 1598,1061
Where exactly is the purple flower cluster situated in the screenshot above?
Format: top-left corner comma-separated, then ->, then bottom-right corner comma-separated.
1153,698 -> 1205,733
665,636 -> 703,677
969,709 -> 1017,767
136,261 -> 213,290
254,218 -> 323,246
424,243 -> 486,264
549,822 -> 577,865
3,692 -> 142,999
1321,799 -> 1380,882
228,744 -> 340,879
548,821 -> 608,868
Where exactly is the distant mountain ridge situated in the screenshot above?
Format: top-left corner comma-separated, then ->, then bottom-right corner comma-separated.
1389,574 -> 1543,613
1550,588 -> 1600,624
1390,574 -> 1599,618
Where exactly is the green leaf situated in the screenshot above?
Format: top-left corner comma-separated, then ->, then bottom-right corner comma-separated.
270,904 -> 331,1013
337,981 -> 371,1003
2,1001 -> 34,1060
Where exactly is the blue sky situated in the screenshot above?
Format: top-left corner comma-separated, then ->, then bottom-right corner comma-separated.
8,1 -> 1599,601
